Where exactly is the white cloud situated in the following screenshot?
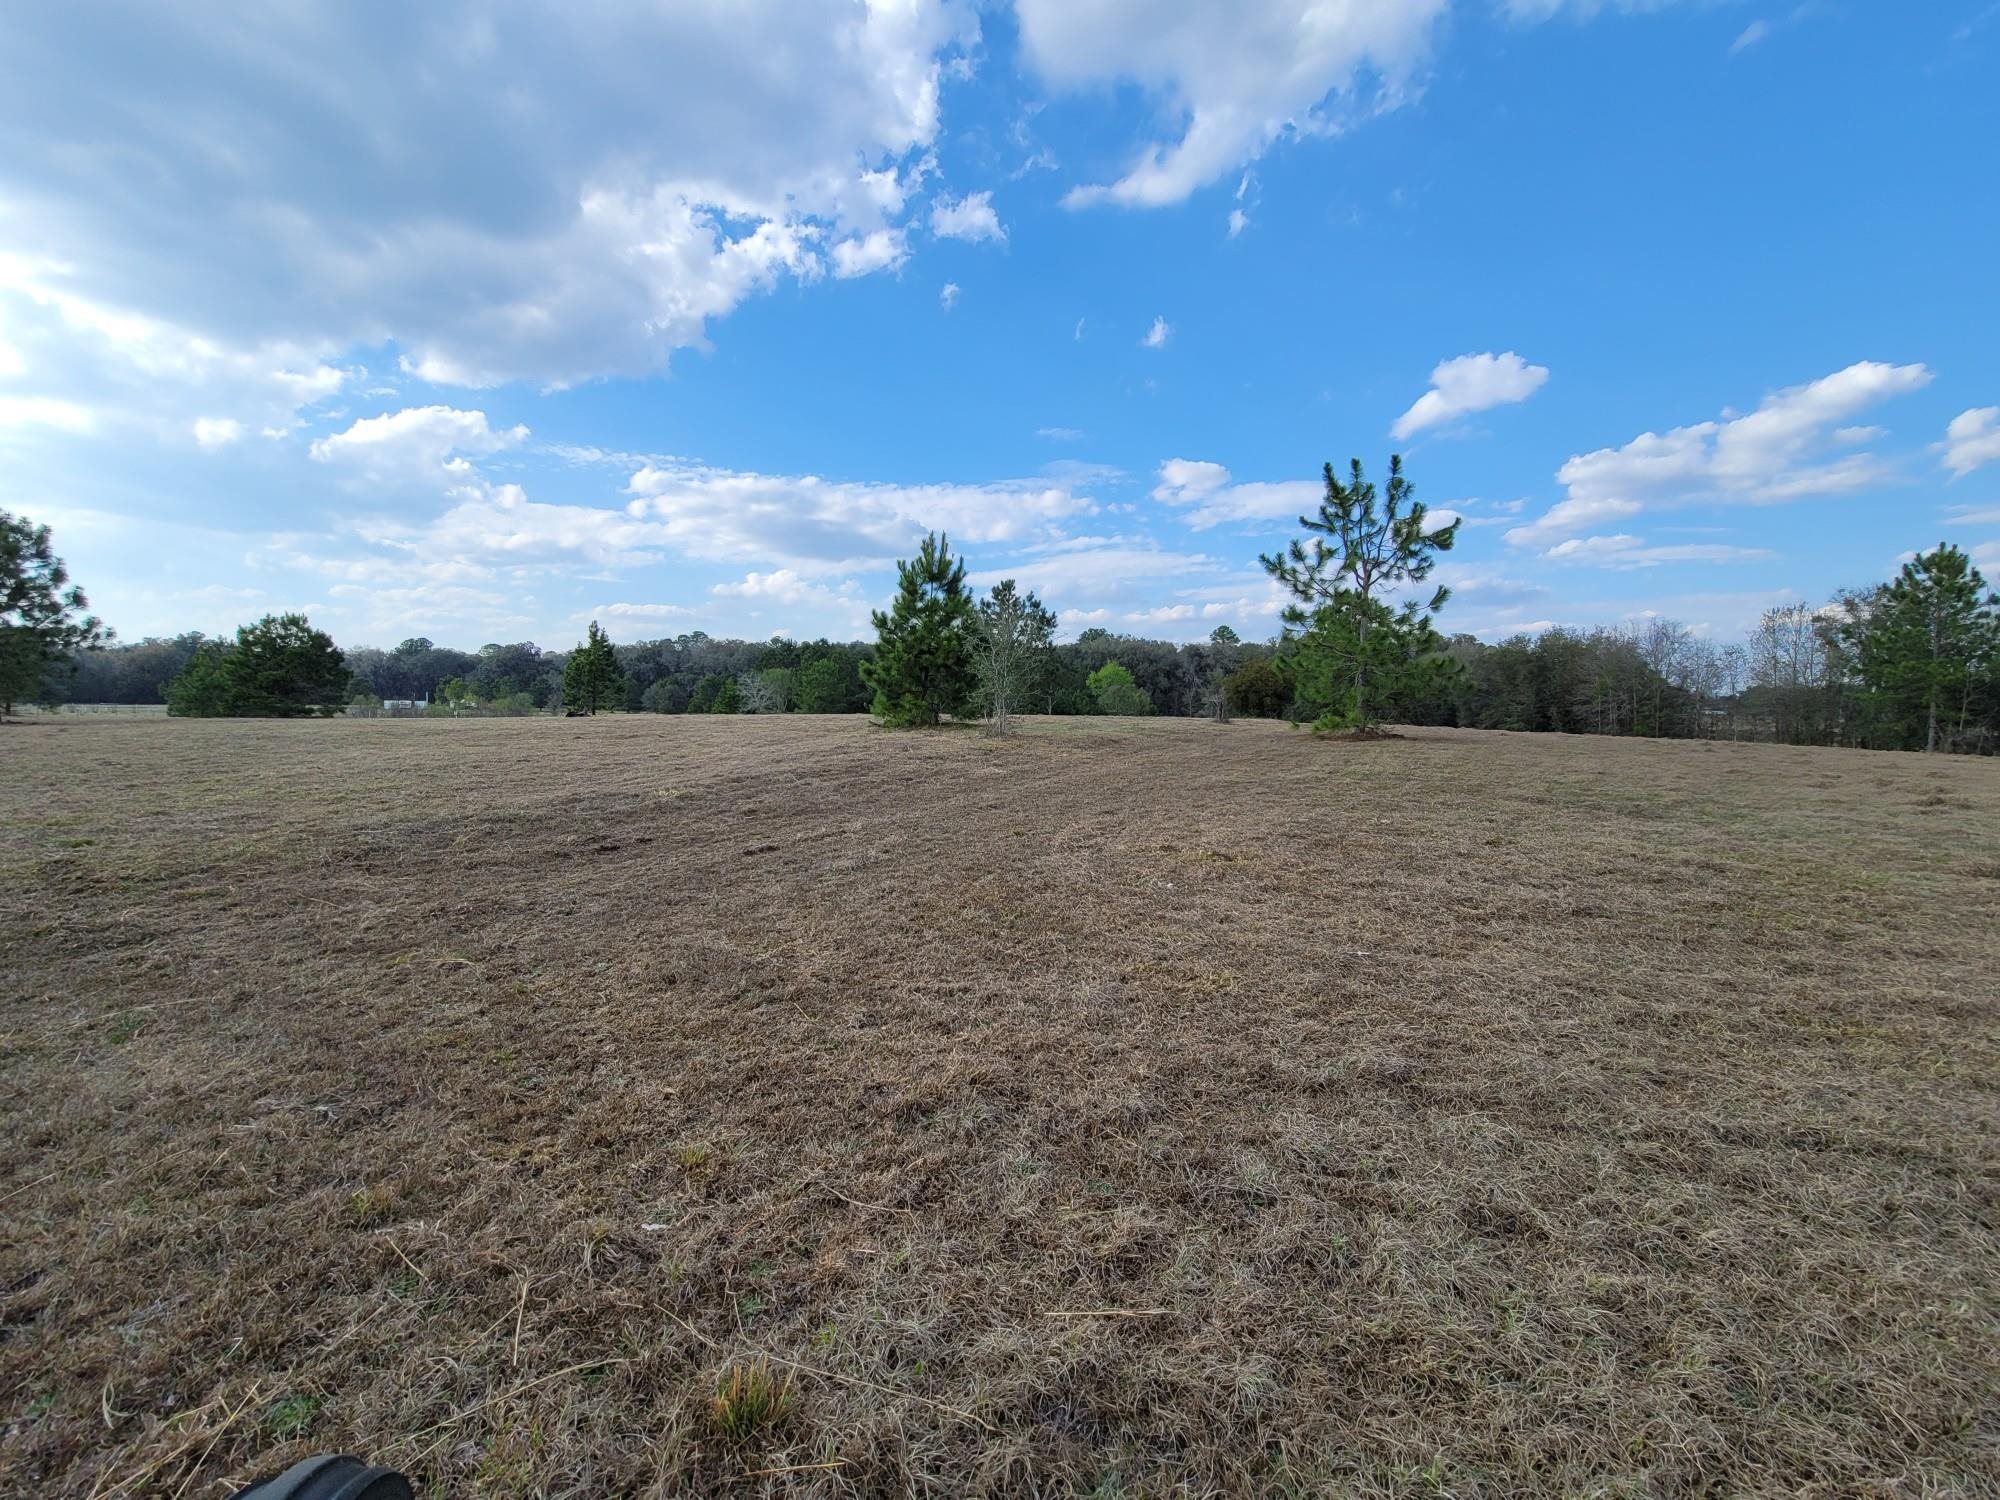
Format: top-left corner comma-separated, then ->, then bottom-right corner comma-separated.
968,540 -> 1218,605
831,229 -> 909,280
1505,495 -> 1644,548
1730,19 -> 1771,53
1152,458 -> 1318,530
710,568 -> 874,632
1228,172 -> 1255,238
1141,316 -> 1172,349
192,416 -> 243,450
1543,534 -> 1777,569
1016,0 -> 1447,207
1126,604 -> 1196,623
1944,504 -> 2000,526
1509,361 -> 1933,547
0,256 -> 348,440
0,394 -> 93,432
623,461 -> 1093,571
310,406 -> 528,479
0,2 -> 977,387
1391,351 -> 1550,440
940,281 -> 961,311
1037,426 -> 1085,442
929,191 -> 1007,243
594,602 -> 690,620
1501,0 -> 1699,16
1943,407 -> 2000,478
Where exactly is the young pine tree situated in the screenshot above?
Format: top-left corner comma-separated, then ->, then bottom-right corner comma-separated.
562,621 -> 626,715
861,532 -> 976,726
1259,455 -> 1459,733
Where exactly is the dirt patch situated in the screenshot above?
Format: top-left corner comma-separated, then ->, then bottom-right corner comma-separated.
2,716 -> 1996,1495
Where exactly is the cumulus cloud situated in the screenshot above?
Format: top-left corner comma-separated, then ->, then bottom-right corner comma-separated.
1943,407 -> 2000,478
1141,316 -> 1172,349
1016,0 -> 1447,207
0,2 -> 977,387
310,406 -> 529,479
831,229 -> 909,280
1505,495 -> 1644,549
1151,458 -> 1318,530
192,417 -> 243,450
929,191 -> 1007,243
1509,361 -> 1932,548
1391,351 -> 1550,439
623,461 -> 1092,571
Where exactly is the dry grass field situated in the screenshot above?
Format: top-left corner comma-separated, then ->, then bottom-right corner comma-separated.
2,715 -> 1996,1497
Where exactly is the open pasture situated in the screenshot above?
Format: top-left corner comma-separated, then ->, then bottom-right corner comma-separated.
1,715 -> 1996,1496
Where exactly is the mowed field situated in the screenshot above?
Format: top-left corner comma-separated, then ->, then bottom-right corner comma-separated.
2,716 -> 1996,1498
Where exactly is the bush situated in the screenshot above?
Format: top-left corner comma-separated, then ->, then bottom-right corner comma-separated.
1087,660 -> 1153,716
1224,659 -> 1289,718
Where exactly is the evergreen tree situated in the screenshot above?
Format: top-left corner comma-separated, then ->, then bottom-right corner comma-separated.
860,532 -> 976,725
562,621 -> 625,714
232,614 -> 351,716
1087,660 -> 1152,715
686,672 -> 726,713
163,613 -> 348,717
1,510 -> 109,715
974,578 -> 1057,734
164,640 -> 235,716
796,656 -> 852,713
711,675 -> 742,713
1260,455 -> 1459,733
1844,544 -> 2000,752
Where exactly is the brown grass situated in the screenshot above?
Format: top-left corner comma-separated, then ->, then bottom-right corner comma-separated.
2,714 -> 1996,1496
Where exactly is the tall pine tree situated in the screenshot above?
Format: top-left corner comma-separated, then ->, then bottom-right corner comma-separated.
563,621 -> 626,715
1,510 -> 108,715
1844,543 -> 2000,752
861,532 -> 976,726
1260,455 -> 1459,733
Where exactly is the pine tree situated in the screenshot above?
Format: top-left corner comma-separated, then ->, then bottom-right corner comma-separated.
1,510 -> 109,715
860,532 -> 976,726
227,614 -> 351,715
975,578 -> 1057,735
1259,455 -> 1459,733
164,640 -> 236,716
161,613 -> 348,717
1844,543 -> 2000,752
562,621 -> 625,715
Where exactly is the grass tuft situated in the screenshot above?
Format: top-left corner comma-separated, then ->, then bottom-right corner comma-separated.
709,1358 -> 794,1444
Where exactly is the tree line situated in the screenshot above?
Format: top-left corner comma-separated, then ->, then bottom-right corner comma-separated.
7,484 -> 1997,753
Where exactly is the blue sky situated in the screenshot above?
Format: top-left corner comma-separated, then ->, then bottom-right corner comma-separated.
2,0 -> 1996,650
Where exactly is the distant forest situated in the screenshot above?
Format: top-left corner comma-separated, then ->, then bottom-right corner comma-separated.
59,604 -> 2000,752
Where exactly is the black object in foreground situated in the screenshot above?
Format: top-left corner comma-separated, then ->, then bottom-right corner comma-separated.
231,1454 -> 414,1500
